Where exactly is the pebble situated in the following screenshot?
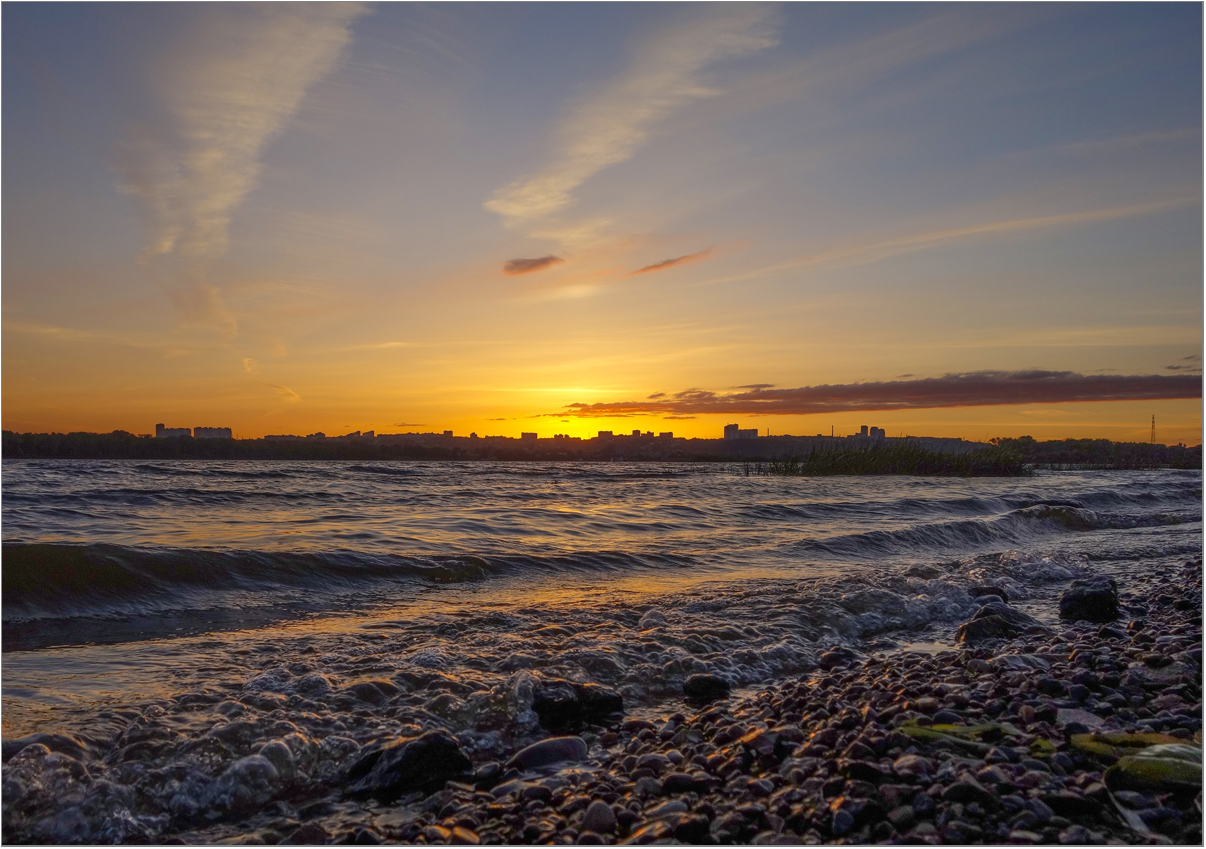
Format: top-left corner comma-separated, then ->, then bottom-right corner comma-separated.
581,800 -> 616,834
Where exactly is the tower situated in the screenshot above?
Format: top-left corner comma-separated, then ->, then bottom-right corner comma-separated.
1151,415 -> 1155,445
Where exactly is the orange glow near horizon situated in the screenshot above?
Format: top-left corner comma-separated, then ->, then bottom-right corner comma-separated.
3,5 -> 1201,451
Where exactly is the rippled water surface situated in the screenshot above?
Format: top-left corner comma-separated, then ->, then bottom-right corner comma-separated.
2,460 -> 1201,740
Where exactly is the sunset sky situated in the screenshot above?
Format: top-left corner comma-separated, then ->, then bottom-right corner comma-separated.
4,3 -> 1202,443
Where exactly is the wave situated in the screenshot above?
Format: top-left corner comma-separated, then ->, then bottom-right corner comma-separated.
0,543 -> 699,622
798,504 -> 1192,559
132,464 -> 298,479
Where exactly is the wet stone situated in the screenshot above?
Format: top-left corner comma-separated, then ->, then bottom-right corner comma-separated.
581,800 -> 616,834
506,736 -> 588,770
683,674 -> 730,702
345,730 -> 471,799
531,681 -> 623,730
1059,576 -> 1119,623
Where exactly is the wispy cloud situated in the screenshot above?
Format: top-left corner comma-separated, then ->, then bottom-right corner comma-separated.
627,248 -> 712,277
115,4 -> 367,331
340,341 -> 417,351
241,357 -> 258,374
700,196 -> 1198,287
484,4 -> 777,224
1009,128 -> 1201,160
503,256 -> 564,276
259,381 -> 301,403
548,371 -> 1202,418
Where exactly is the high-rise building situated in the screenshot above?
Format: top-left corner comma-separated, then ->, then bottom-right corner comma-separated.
155,423 -> 192,438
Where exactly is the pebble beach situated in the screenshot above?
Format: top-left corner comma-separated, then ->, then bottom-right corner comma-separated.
4,557 -> 1200,845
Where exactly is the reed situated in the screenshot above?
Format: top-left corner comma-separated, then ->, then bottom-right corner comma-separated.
744,442 -> 1031,477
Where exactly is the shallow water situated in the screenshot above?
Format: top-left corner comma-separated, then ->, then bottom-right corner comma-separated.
2,460 -> 1196,733
1,461 -> 1201,841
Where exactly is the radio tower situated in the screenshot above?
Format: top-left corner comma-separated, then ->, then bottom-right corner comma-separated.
1150,415 -> 1155,445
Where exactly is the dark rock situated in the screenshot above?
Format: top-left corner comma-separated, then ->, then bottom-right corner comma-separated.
906,565 -> 942,579
941,779 -> 996,807
932,709 -> 962,724
473,761 -> 503,790
819,646 -> 863,670
970,586 -> 1012,603
956,603 -> 1048,644
506,736 -> 588,770
672,815 -> 711,844
1059,577 -> 1119,623
842,761 -> 890,784
662,772 -> 710,794
532,680 -> 623,730
684,674 -> 730,702
345,730 -> 471,799
283,823 -> 329,845
1040,793 -> 1103,818
887,805 -> 915,829
582,800 -> 617,834
831,808 -> 854,835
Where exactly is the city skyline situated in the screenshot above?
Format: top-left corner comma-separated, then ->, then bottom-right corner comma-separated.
4,4 -> 1202,444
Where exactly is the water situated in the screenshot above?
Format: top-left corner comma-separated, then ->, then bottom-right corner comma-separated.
1,461 -> 1200,841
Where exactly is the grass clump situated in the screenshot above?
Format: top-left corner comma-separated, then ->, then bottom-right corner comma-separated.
746,442 -> 1031,477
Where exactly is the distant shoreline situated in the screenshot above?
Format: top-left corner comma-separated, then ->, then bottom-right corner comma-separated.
2,430 -> 1200,469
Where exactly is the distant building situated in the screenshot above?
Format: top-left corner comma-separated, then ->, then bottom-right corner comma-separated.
521,432 -> 537,441
470,432 -> 479,439
306,432 -> 326,439
193,426 -> 232,439
632,429 -> 641,437
723,423 -> 759,440
362,430 -> 375,438
155,423 -> 192,438
598,431 -> 613,438
658,432 -> 673,438
443,430 -> 453,437
850,425 -> 886,440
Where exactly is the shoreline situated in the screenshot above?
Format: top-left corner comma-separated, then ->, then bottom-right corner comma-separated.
3,558 -> 1200,845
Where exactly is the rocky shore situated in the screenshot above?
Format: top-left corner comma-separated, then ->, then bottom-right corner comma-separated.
3,560 -> 1200,845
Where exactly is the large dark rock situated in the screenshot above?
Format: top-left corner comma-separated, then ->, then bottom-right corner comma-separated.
505,736 -> 588,770
345,730 -> 471,799
819,646 -> 863,670
969,585 -> 1011,603
1059,576 -> 1119,622
683,673 -> 730,702
531,680 -> 623,730
955,602 -> 1048,644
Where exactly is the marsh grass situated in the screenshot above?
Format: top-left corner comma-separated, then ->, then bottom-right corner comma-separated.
744,442 -> 1031,477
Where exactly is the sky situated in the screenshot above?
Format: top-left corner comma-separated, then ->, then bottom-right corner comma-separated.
3,2 -> 1202,444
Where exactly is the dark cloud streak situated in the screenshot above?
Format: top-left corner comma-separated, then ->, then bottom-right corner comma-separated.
626,249 -> 711,277
551,371 -> 1201,418
503,255 -> 563,275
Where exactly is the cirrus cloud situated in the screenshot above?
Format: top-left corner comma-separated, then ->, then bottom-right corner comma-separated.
484,4 -> 777,224
115,4 -> 367,331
